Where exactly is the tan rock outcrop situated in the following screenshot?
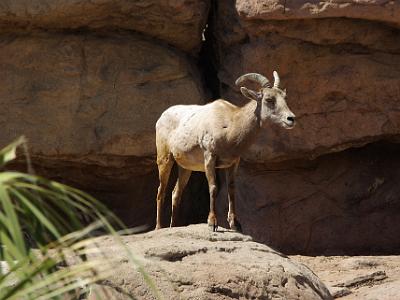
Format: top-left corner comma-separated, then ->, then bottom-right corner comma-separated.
0,0 -> 210,52
86,224 -> 332,299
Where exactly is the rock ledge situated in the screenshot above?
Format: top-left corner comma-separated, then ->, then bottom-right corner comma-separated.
89,224 -> 332,299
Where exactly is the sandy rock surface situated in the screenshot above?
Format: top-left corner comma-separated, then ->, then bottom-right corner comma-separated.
292,255 -> 400,299
86,224 -> 332,299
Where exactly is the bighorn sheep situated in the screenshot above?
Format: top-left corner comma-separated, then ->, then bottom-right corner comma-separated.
155,71 -> 295,232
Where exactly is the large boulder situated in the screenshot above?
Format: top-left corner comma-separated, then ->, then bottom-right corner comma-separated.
87,224 -> 332,299
0,0 -> 210,53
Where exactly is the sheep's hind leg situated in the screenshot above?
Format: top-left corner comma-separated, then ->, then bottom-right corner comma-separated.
204,152 -> 218,232
170,166 -> 192,227
226,161 -> 242,232
155,153 -> 174,230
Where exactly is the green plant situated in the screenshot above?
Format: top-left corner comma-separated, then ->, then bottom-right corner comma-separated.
0,137 -> 157,300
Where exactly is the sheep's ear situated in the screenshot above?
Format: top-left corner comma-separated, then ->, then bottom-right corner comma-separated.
240,87 -> 261,101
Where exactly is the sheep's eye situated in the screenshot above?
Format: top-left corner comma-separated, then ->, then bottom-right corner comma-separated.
266,98 -> 276,109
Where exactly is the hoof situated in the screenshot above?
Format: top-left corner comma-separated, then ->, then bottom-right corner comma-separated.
229,219 -> 242,233
207,214 -> 218,232
208,223 -> 218,232
155,224 -> 161,230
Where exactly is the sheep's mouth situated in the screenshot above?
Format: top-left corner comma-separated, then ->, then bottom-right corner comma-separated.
282,121 -> 295,129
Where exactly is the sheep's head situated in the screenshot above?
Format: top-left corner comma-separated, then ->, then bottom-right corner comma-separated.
235,72 -> 296,129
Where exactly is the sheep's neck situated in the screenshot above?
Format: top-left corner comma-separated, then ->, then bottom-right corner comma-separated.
233,99 -> 262,150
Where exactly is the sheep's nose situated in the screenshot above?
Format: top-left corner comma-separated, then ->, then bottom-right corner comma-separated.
287,116 -> 295,124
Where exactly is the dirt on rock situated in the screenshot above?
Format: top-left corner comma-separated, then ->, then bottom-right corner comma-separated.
291,255 -> 400,299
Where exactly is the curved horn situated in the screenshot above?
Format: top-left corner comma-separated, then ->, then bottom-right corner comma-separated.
273,71 -> 280,88
235,73 -> 270,88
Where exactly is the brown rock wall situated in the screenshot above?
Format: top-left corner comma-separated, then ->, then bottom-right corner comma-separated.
16,158 -> 208,229
217,142 -> 400,254
0,32 -> 205,160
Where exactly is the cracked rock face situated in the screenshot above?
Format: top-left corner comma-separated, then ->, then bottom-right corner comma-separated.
86,224 -> 332,300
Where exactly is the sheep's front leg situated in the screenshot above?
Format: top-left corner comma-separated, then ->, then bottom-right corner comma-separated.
204,152 -> 218,232
226,160 -> 242,232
